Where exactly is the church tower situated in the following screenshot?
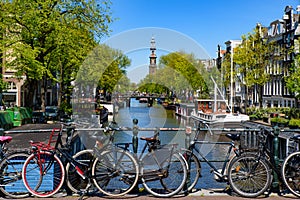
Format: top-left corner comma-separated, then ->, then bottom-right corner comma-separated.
149,37 -> 157,75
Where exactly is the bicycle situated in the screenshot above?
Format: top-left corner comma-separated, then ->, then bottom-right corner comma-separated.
22,121 -> 139,198
68,120 -> 140,198
281,134 -> 300,198
181,121 -> 243,194
91,123 -> 188,198
0,135 -> 30,198
227,126 -> 282,198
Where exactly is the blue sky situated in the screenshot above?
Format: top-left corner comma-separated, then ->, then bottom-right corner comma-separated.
101,0 -> 299,83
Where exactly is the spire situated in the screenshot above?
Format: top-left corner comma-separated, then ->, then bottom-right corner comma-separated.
150,36 -> 156,50
149,36 -> 157,75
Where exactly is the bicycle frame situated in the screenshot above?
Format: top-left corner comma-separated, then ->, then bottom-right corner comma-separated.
186,122 -> 240,181
189,140 -> 236,180
251,128 -> 283,188
30,125 -> 91,180
114,130 -> 181,182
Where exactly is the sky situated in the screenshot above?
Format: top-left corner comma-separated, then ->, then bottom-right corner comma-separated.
101,0 -> 300,83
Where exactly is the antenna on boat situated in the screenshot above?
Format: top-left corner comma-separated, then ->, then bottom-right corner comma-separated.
210,76 -> 232,113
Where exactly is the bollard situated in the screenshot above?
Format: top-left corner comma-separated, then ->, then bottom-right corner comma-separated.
272,126 -> 280,191
131,118 -> 140,193
132,118 -> 139,154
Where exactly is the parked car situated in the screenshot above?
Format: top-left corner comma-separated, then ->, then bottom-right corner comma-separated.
45,106 -> 58,121
31,111 -> 46,124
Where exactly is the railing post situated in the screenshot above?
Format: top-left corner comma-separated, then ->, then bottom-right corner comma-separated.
272,126 -> 280,191
184,126 -> 192,195
132,118 -> 139,154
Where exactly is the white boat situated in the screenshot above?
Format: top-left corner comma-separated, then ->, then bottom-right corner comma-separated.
190,99 -> 249,129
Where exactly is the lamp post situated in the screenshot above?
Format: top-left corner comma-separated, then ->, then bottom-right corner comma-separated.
230,46 -> 233,114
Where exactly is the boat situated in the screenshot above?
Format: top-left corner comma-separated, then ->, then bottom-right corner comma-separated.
139,98 -> 148,103
190,99 -> 249,129
190,77 -> 249,129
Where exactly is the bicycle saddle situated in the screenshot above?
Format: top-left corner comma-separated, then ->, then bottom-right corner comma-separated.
0,136 -> 12,144
140,136 -> 157,142
225,133 -> 240,141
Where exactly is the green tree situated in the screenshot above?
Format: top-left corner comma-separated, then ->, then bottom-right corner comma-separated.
75,44 -> 131,102
233,24 -> 273,108
286,53 -> 300,105
0,0 -> 112,110
158,52 -> 209,99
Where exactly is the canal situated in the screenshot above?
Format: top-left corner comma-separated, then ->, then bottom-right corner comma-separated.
113,99 -> 229,190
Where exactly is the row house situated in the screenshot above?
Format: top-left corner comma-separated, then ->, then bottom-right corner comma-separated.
264,5 -> 300,108
219,5 -> 300,109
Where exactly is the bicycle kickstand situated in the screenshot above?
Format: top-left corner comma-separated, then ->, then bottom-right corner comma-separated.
77,182 -> 93,200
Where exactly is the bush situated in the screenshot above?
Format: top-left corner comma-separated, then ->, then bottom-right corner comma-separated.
270,117 -> 289,127
288,118 -> 300,128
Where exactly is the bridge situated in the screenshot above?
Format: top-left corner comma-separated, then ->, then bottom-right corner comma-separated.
117,94 -> 176,107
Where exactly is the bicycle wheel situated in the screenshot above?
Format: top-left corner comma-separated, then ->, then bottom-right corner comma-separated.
227,154 -> 272,198
0,151 -> 30,198
141,151 -> 188,197
92,148 -> 139,197
22,151 -> 65,198
181,150 -> 201,193
281,151 -> 300,198
66,149 -> 95,194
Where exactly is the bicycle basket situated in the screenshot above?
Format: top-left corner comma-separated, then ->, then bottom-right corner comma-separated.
240,130 -> 260,150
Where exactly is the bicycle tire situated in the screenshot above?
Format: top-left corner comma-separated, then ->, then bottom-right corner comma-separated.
66,149 -> 95,194
181,149 -> 201,193
92,148 -> 139,197
281,151 -> 300,198
141,152 -> 188,197
227,154 -> 272,198
22,151 -> 65,198
0,151 -> 30,198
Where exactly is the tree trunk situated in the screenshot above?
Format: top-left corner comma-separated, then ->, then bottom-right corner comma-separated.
258,84 -> 263,108
40,76 -> 47,111
23,79 -> 37,109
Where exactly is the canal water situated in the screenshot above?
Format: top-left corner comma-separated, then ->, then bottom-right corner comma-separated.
113,98 -> 229,190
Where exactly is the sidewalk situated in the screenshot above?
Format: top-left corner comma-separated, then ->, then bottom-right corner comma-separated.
14,188 -> 298,200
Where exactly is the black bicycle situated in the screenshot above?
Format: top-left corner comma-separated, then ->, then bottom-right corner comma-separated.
227,126 -> 283,198
181,121 -> 242,193
92,123 -> 188,198
281,134 -> 300,198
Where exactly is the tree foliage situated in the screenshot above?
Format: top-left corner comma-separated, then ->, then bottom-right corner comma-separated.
138,52 -> 209,100
75,44 -> 131,98
0,0 -> 113,110
232,25 -> 274,107
286,53 -> 300,99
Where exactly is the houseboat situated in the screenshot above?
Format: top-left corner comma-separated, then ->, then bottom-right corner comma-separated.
190,99 -> 249,129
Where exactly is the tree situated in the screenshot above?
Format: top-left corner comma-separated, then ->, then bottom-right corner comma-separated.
158,52 -> 209,99
286,53 -> 300,104
233,24 -> 273,108
75,44 -> 131,102
0,0 -> 113,110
